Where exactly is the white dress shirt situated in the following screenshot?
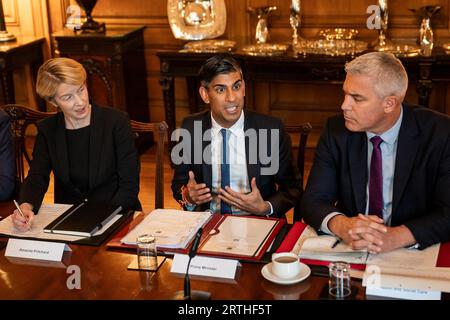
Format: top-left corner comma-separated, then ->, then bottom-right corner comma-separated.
210,112 -> 250,214
209,111 -> 273,215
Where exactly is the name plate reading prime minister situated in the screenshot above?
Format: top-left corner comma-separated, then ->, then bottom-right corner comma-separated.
5,238 -> 71,262
171,254 -> 239,279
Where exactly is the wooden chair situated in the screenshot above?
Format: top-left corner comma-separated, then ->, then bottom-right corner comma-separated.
1,104 -> 168,210
130,120 -> 168,209
0,104 -> 56,184
285,122 -> 313,222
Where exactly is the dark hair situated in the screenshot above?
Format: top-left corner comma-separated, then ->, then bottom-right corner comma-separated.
198,54 -> 243,88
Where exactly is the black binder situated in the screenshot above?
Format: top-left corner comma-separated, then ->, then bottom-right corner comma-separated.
43,201 -> 123,237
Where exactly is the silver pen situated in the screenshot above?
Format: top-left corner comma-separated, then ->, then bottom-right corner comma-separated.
13,200 -> 30,229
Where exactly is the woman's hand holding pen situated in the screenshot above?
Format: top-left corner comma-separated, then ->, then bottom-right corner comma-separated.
12,202 -> 34,231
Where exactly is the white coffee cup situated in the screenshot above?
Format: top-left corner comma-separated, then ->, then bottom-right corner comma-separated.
271,252 -> 301,279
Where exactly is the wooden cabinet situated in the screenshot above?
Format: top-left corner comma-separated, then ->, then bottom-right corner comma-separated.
52,26 -> 149,123
0,36 -> 45,110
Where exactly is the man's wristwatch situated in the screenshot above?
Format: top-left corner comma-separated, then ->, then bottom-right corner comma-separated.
178,185 -> 196,211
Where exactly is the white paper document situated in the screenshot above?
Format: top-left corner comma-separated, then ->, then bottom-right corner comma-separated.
0,204 -> 122,241
120,209 -> 212,249
200,216 -> 277,257
294,226 -> 368,264
366,244 -> 439,269
364,244 -> 450,293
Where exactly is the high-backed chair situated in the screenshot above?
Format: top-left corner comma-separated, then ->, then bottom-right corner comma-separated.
0,104 -> 56,184
285,122 -> 313,222
130,120 -> 168,209
1,104 -> 168,210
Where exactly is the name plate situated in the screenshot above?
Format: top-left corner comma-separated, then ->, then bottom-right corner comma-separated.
171,254 -> 239,279
5,238 -> 71,262
366,285 -> 441,300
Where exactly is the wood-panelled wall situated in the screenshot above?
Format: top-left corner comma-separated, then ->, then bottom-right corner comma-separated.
7,0 -> 450,144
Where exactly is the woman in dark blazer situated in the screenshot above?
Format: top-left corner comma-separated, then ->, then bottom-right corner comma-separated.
13,57 -> 140,231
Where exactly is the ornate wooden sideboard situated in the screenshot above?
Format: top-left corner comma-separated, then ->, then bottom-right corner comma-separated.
157,49 -> 450,142
0,36 -> 45,110
53,26 -> 149,123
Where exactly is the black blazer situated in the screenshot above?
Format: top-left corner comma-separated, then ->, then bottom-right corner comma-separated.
171,110 -> 301,217
300,104 -> 450,249
0,110 -> 15,201
19,105 -> 140,212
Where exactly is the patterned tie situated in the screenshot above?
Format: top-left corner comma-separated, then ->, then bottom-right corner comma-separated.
368,136 -> 383,219
220,129 -> 232,214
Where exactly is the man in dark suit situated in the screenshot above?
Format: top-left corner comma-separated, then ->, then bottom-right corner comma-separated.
0,109 -> 15,201
301,52 -> 450,252
171,55 -> 300,217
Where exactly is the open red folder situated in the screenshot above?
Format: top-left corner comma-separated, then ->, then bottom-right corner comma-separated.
275,222 -> 450,270
107,212 -> 285,261
197,214 -> 286,261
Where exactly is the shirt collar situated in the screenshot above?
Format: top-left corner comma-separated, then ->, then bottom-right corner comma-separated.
366,105 -> 403,146
211,110 -> 245,137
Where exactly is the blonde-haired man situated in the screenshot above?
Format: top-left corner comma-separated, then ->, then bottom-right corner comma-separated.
301,52 -> 450,253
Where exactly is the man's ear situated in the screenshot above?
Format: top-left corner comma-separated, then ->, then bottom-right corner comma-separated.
199,86 -> 210,104
383,96 -> 399,114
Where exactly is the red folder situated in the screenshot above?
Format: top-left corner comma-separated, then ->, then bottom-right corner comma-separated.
197,214 -> 286,261
275,221 -> 366,271
106,212 -> 284,261
106,212 -> 223,255
436,242 -> 450,268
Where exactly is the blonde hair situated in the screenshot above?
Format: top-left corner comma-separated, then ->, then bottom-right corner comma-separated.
345,52 -> 408,99
36,57 -> 87,101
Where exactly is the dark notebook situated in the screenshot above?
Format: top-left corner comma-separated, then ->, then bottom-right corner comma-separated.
43,201 -> 123,237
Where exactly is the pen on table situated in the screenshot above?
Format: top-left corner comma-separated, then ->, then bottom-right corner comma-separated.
13,200 -> 30,229
331,238 -> 341,249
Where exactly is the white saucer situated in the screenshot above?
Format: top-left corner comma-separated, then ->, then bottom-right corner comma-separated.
261,262 -> 311,285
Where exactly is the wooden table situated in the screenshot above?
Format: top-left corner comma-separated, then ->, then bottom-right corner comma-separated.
1,201 -> 447,302
0,36 -> 45,110
0,201 -> 366,300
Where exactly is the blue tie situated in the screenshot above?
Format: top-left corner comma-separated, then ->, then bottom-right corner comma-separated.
220,129 -> 232,214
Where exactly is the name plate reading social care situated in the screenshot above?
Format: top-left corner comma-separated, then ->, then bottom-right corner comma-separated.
171,254 -> 239,279
5,238 -> 71,262
366,285 -> 441,300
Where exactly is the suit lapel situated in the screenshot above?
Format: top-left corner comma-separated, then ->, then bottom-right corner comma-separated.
244,111 -> 259,185
348,132 -> 368,214
201,112 -> 212,190
392,106 -> 420,215
88,105 -> 104,189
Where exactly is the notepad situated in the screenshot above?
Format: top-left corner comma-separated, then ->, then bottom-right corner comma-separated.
299,234 -> 368,264
120,209 -> 211,249
43,201 -> 123,237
